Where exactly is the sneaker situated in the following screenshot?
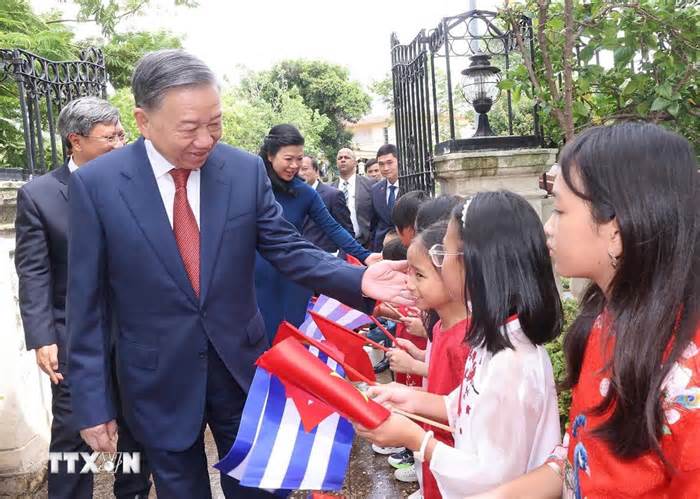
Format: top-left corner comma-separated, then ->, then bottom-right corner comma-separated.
407,490 -> 423,499
373,357 -> 390,374
394,463 -> 419,483
371,443 -> 405,455
388,448 -> 414,469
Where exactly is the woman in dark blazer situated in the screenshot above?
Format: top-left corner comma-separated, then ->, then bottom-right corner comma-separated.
255,124 -> 375,341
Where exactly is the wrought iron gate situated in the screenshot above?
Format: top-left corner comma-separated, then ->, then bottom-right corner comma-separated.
391,10 -> 539,194
0,47 -> 107,180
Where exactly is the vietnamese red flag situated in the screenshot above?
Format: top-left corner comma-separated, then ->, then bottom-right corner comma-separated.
257,337 -> 390,430
273,321 -> 375,384
345,254 -> 363,266
310,311 -> 376,383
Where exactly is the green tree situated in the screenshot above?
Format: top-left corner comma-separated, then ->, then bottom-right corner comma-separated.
46,0 -> 198,36
0,0 -> 79,168
499,0 -> 699,147
220,86 -> 330,156
84,30 -> 184,89
110,82 -> 330,156
241,60 -> 371,159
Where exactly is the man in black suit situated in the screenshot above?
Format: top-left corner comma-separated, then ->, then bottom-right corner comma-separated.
370,143 -> 401,251
300,155 -> 355,252
14,97 -> 150,499
331,147 -> 375,247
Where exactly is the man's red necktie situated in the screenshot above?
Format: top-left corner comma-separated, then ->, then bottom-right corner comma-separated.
170,168 -> 200,297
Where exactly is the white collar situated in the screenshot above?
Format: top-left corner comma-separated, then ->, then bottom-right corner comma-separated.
341,173 -> 356,186
67,156 -> 79,173
312,179 -> 320,190
387,179 -> 399,188
145,139 -> 179,179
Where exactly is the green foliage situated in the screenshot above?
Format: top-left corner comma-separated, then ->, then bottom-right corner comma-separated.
67,0 -> 198,36
499,1 -> 700,148
241,60 -> 371,159
220,86 -> 330,157
84,30 -> 184,89
109,87 -> 138,138
488,91 -> 536,137
0,0 -> 80,168
545,297 -> 579,429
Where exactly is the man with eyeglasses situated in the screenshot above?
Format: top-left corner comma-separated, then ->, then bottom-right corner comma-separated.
14,96 -> 150,499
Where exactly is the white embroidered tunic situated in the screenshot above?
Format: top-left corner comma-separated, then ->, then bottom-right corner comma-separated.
416,316 -> 561,498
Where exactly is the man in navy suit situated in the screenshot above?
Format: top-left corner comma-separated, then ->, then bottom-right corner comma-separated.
369,144 -> 401,251
67,50 -> 411,498
299,155 -> 355,252
15,97 -> 150,498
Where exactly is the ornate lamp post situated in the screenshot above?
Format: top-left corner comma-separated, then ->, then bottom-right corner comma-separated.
460,53 -> 501,137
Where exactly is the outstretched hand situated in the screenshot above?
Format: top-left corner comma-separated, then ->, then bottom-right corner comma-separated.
360,260 -> 414,306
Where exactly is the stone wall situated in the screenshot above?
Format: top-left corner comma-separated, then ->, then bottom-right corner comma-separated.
0,182 -> 51,496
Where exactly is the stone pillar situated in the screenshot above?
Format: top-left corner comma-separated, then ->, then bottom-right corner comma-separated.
434,147 -> 558,220
0,181 -> 52,496
434,147 -> 572,296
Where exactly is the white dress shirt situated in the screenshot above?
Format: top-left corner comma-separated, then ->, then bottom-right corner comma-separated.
145,139 -> 201,229
416,317 -> 561,498
311,179 -> 320,190
385,179 -> 400,204
340,173 -> 359,236
68,156 -> 79,173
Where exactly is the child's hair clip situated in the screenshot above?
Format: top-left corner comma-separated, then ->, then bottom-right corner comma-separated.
461,198 -> 472,226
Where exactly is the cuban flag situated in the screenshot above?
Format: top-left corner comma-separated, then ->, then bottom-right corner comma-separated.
214,296 -> 373,492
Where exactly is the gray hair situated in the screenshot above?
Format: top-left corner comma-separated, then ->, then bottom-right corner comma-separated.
131,49 -> 218,109
57,96 -> 120,148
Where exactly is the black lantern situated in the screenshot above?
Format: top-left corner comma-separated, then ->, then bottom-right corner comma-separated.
460,53 -> 501,137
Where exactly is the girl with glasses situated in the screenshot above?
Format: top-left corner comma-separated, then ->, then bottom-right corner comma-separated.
356,190 -> 563,498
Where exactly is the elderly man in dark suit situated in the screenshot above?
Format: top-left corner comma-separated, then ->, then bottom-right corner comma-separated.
370,143 -> 401,251
299,155 -> 355,253
14,97 -> 151,499
66,49 -> 412,498
331,147 -> 375,247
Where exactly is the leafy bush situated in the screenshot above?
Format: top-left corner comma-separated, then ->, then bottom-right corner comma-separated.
545,298 -> 579,429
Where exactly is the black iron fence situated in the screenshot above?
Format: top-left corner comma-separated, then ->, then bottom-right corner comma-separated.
391,10 -> 541,194
0,47 -> 107,180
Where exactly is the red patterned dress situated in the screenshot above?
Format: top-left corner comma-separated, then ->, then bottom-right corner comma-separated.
547,313 -> 700,498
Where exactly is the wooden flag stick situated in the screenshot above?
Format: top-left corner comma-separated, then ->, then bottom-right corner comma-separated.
383,303 -> 405,318
292,333 -> 377,386
362,334 -> 391,353
392,408 -> 454,433
369,316 -> 406,351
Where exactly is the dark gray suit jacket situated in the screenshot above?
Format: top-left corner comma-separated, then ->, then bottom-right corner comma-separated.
333,173 -> 375,247
15,164 -> 71,362
303,181 -> 354,252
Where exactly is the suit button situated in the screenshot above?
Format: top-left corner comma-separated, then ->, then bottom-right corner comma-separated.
198,352 -> 206,359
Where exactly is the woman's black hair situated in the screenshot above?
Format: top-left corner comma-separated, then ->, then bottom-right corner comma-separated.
259,124 -> 304,196
415,195 -> 463,232
452,191 -> 562,352
413,221 -> 450,341
560,122 -> 699,461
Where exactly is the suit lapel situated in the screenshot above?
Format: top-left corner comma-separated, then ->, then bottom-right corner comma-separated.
198,148 -> 229,305
52,163 -> 70,201
119,139 -> 198,307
